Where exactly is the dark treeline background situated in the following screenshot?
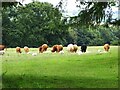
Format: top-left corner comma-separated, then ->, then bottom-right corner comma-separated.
1,1 -> 120,47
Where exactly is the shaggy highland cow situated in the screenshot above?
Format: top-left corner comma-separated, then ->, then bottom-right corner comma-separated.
24,46 -> 29,53
104,44 -> 110,52
67,44 -> 78,53
16,47 -> 22,53
0,44 -> 6,51
39,44 -> 48,53
51,45 -> 63,53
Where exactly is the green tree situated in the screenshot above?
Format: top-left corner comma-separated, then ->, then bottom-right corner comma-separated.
2,1 -> 68,47
2,1 -> 119,47
57,0 -> 117,26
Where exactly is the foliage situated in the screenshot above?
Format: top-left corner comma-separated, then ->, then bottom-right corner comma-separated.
2,1 -> 119,47
57,0 -> 117,25
65,25 -> 119,46
2,2 -> 68,47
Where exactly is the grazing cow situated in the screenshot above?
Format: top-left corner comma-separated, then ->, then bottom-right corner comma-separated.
67,44 -> 78,53
81,44 -> 87,53
104,44 -> 110,52
73,44 -> 78,52
16,47 -> 22,53
24,46 -> 29,53
39,44 -> 48,53
51,45 -> 63,53
0,44 -> 6,51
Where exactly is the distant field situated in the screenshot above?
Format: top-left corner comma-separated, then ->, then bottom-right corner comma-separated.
1,46 -> 118,88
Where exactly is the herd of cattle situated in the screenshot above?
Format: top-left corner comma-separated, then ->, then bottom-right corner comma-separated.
0,43 -> 110,55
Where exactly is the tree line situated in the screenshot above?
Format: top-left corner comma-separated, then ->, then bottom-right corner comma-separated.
2,1 -> 120,47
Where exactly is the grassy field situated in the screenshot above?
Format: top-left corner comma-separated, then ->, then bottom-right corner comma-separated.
1,46 -> 118,88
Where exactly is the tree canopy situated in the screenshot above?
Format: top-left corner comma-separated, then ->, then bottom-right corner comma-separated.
57,0 -> 119,25
1,1 -> 120,47
2,1 -> 69,47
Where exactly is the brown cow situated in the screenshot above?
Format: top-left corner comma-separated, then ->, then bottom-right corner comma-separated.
0,44 -> 6,51
0,44 -> 7,55
73,44 -> 78,52
39,44 -> 48,53
16,47 -> 22,53
24,46 -> 29,53
51,45 -> 63,53
104,44 -> 110,52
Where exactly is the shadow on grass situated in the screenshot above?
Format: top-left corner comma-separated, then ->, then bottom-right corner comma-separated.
2,74 -> 118,88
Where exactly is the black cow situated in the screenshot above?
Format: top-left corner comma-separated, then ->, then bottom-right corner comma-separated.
81,44 -> 87,53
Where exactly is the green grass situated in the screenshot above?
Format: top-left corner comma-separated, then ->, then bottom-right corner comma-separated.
1,46 -> 118,88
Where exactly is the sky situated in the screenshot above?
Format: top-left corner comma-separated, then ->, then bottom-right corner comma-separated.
17,0 -> 119,19
19,0 -> 80,16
